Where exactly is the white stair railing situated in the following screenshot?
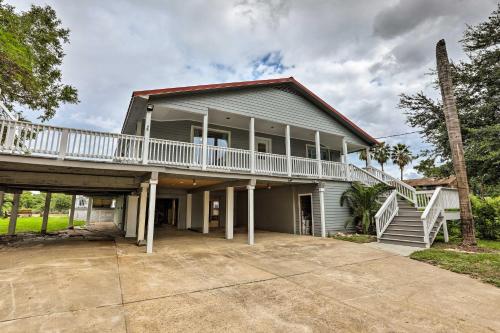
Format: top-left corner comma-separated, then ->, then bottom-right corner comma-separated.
350,165 -> 390,186
421,187 -> 459,246
365,166 -> 417,203
374,190 -> 399,239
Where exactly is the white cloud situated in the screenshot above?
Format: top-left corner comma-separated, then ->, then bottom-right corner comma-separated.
12,0 -> 497,179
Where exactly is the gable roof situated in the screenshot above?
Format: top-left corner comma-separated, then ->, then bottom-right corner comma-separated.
129,77 -> 378,145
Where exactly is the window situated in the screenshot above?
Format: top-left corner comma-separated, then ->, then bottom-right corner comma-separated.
306,145 -> 336,161
192,127 -> 230,147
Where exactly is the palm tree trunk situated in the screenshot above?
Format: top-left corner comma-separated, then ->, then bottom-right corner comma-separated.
436,39 -> 475,246
400,167 -> 403,180
381,163 -> 384,171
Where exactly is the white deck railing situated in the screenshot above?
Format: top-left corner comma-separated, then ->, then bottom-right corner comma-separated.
374,190 -> 398,239
421,187 -> 459,245
2,119 -> 410,184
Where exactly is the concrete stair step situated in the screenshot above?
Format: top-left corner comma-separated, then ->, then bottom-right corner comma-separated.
381,233 -> 426,241
379,238 -> 427,248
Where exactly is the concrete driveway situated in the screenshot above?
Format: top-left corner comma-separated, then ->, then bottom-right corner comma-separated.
1,226 -> 499,332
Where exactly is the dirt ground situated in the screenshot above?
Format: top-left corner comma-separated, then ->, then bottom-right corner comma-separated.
0,224 -> 499,332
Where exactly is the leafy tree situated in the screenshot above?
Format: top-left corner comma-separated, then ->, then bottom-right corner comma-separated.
50,193 -> 71,212
399,5 -> 499,195
0,1 -> 78,120
340,182 -> 390,234
391,143 -> 414,180
371,142 -> 390,171
20,191 -> 45,212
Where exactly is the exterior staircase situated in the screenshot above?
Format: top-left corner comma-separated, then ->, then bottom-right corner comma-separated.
379,198 -> 441,248
368,166 -> 459,248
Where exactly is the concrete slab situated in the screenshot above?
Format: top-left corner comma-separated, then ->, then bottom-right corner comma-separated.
364,241 -> 424,256
1,226 -> 499,332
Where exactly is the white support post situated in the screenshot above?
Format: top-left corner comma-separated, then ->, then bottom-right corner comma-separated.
142,106 -> 153,164
203,191 -> 210,234
315,131 -> 322,178
285,125 -> 291,177
125,195 -> 139,238
137,182 -> 149,244
5,124 -> 16,150
443,220 -> 449,243
225,187 -> 234,240
201,113 -> 208,170
365,147 -> 372,167
186,193 -> 192,229
58,129 -> 69,160
342,138 -> 348,163
319,187 -> 326,238
86,197 -> 93,227
68,194 -> 76,229
8,192 -> 20,235
247,185 -> 255,245
146,175 -> 158,254
41,192 -> 52,234
249,117 -> 255,174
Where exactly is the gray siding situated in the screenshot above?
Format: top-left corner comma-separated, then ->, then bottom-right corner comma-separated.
153,86 -> 366,145
312,181 -> 353,235
150,120 -> 340,160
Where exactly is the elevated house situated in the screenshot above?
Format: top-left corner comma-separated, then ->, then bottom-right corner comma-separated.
0,77 -> 459,250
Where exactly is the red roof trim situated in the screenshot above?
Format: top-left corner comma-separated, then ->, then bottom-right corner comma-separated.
132,77 -> 378,145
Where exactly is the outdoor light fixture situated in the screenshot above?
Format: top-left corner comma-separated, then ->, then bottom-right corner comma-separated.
147,104 -> 154,112
192,179 -> 197,186
226,117 -> 231,120
267,183 -> 272,190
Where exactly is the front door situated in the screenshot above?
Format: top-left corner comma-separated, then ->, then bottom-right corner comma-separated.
299,194 -> 313,235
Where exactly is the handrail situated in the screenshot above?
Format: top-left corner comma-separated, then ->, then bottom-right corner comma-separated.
350,165 -> 390,187
365,166 -> 417,203
421,187 -> 459,245
374,190 -> 399,239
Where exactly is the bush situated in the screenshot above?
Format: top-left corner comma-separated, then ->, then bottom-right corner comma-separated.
471,195 -> 500,240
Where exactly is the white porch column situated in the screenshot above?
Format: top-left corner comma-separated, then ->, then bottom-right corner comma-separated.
41,192 -> 52,234
443,220 -> 449,243
319,186 -> 326,238
8,192 -> 20,235
225,187 -> 234,240
137,183 -> 149,244
142,104 -> 153,164
201,113 -> 208,170
125,194 -> 139,238
203,190 -> 210,234
342,138 -> 348,163
249,117 -> 255,174
315,131 -> 322,178
68,194 -> 76,229
86,197 -> 93,227
285,125 -> 292,177
365,147 -> 372,167
247,185 -> 255,245
186,193 -> 192,229
146,175 -> 158,254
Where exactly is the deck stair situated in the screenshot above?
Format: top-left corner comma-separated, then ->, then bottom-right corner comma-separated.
369,166 -> 459,248
379,198 -> 440,248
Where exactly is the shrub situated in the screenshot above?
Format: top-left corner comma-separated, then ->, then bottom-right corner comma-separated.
470,195 -> 500,240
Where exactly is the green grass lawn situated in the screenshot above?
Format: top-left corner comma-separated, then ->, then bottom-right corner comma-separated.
411,236 -> 500,287
330,233 -> 376,243
0,216 -> 85,235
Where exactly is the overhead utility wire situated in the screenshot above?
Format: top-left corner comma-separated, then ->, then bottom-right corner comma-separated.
375,130 -> 422,139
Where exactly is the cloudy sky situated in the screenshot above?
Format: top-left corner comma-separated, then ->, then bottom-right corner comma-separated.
13,0 -> 498,179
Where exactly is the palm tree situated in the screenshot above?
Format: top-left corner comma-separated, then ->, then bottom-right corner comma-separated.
436,39 -> 475,245
372,143 -> 390,171
391,144 -> 413,180
340,182 -> 390,234
358,149 -> 368,167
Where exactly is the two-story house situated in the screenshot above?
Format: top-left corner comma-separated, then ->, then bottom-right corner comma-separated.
1,77 -> 458,252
